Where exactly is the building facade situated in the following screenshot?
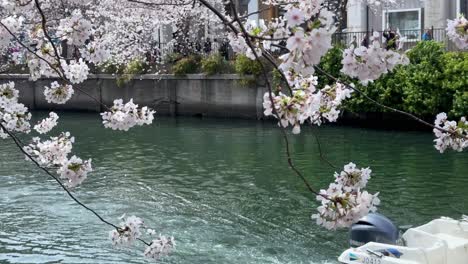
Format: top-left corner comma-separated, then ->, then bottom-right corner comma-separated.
347,0 -> 468,33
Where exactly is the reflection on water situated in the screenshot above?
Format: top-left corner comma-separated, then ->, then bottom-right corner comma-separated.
0,113 -> 467,263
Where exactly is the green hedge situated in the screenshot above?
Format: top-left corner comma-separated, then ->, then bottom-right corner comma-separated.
317,41 -> 468,119
172,55 -> 201,75
201,54 -> 233,75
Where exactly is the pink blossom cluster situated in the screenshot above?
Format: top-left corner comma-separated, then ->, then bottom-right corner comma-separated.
57,155 -> 93,188
101,99 -> 155,131
341,32 -> 409,85
109,215 -> 175,260
446,15 -> 468,50
56,10 -> 93,46
34,112 -> 59,134
144,236 -> 176,260
24,132 -> 92,188
80,42 -> 110,64
61,59 -> 89,84
263,77 -> 352,134
0,82 -> 31,138
312,162 -> 380,230
44,81 -> 74,104
109,215 -> 144,247
433,113 -> 468,153
0,15 -> 24,51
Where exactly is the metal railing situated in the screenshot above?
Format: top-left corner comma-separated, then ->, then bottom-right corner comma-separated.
147,39 -> 236,63
332,28 -> 461,51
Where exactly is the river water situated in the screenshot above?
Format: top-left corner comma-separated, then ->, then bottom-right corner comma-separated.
0,113 -> 467,264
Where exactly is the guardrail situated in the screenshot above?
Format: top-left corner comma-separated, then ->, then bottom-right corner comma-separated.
331,28 -> 460,51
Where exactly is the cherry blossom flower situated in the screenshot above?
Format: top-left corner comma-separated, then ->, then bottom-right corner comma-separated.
0,82 -> 31,137
286,30 -> 305,51
80,42 -> 110,64
446,15 -> 468,50
34,112 -> 59,134
312,163 -> 380,230
334,162 -> 372,191
61,59 -> 89,84
0,81 -> 19,107
263,79 -> 352,133
144,236 -> 175,260
101,99 -> 155,131
341,32 -> 409,85
0,15 -> 24,51
285,8 -> 305,27
109,215 -> 144,246
44,81 -> 75,104
23,132 -> 74,166
433,113 -> 468,153
57,10 -> 93,46
57,155 -> 92,188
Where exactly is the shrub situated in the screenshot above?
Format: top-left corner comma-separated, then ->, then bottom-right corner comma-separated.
201,54 -> 233,75
341,41 -> 467,119
116,58 -> 149,87
443,52 -> 468,117
234,54 -> 263,76
172,55 -> 201,75
97,60 -> 125,74
316,45 -> 345,88
399,41 -> 450,116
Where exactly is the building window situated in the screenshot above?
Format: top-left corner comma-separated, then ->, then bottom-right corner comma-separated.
458,0 -> 468,16
383,8 -> 422,40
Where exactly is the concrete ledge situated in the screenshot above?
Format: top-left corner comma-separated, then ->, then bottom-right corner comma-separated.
0,74 -> 265,119
0,74 -> 254,80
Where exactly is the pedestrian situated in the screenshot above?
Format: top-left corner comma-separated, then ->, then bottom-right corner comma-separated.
350,36 -> 358,48
212,38 -> 220,55
203,38 -> 212,54
422,29 -> 433,41
361,33 -> 369,48
383,27 -> 397,50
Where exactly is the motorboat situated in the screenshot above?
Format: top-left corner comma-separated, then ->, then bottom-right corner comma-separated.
338,214 -> 468,264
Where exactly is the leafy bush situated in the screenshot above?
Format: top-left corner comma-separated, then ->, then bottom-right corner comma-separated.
172,55 -> 201,75
443,52 -> 468,117
334,41 -> 468,119
316,45 -> 345,88
97,60 -> 125,74
201,54 -> 233,75
116,58 -> 149,87
234,54 -> 263,76
399,41 -> 450,116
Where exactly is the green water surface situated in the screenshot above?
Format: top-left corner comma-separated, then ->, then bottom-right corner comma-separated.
0,113 -> 467,264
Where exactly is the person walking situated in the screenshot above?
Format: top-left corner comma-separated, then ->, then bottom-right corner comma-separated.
383,27 -> 397,50
203,38 -> 212,54
350,36 -> 358,48
422,29 -> 433,41
361,33 -> 370,48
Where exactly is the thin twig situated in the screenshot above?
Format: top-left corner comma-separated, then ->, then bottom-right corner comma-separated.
0,122 -> 119,229
226,0 -> 320,197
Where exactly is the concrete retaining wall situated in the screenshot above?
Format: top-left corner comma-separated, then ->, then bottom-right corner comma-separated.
0,74 -> 267,119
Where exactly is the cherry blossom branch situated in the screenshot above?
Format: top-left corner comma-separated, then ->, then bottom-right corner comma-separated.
224,0 -> 321,197
0,121 -> 159,246
260,49 -> 293,94
34,0 -> 63,64
0,121 -> 119,229
1,19 -> 112,112
12,1 -> 113,112
248,35 -> 288,41
313,65 -> 468,139
127,0 -> 194,6
229,6 -> 273,24
0,21 -> 66,79
310,128 -> 338,169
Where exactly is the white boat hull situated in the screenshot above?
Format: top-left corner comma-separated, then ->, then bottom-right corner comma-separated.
338,217 -> 468,264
